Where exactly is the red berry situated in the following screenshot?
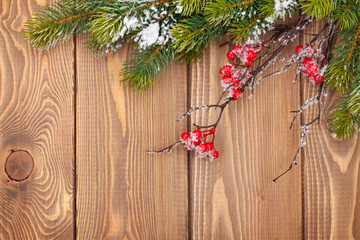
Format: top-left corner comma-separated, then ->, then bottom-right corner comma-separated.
307,63 -> 319,74
209,128 -> 215,134
301,68 -> 308,75
246,50 -> 256,61
211,150 -> 219,159
192,140 -> 201,146
313,75 -> 324,84
302,57 -> 313,67
192,129 -> 202,139
231,88 -> 242,101
205,142 -> 214,151
256,45 -> 263,53
226,51 -> 236,60
230,77 -> 240,87
219,64 -> 234,76
221,76 -> 232,84
303,44 -> 314,56
230,77 -> 238,83
233,45 -> 242,52
181,132 -> 190,141
197,143 -> 207,153
296,45 -> 303,53
244,60 -> 252,66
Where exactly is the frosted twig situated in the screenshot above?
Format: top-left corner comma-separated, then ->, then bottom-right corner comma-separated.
193,98 -> 232,129
273,125 -> 310,182
177,105 -> 220,121
147,140 -> 181,154
289,95 -> 319,129
211,15 -> 315,130
256,60 -> 294,84
273,22 -> 336,182
292,63 -> 302,83
317,35 -> 329,51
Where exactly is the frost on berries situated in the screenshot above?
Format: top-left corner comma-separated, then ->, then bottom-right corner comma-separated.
222,41 -> 264,100
180,129 -> 219,161
296,44 -> 325,84
228,42 -> 263,65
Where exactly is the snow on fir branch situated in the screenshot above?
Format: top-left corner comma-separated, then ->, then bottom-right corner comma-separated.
23,0 -> 360,175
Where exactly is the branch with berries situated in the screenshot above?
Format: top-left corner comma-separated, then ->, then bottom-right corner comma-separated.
149,16 -> 337,181
25,0 -> 360,140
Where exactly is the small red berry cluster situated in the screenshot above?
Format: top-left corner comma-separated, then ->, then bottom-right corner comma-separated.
219,42 -> 264,101
296,44 -> 325,84
219,64 -> 252,100
180,128 -> 219,161
226,42 -> 264,66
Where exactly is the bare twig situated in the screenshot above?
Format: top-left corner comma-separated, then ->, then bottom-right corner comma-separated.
273,22 -> 336,182
273,125 -> 309,182
150,17 -> 337,177
289,95 -> 319,130
147,140 -> 181,154
177,104 -> 222,122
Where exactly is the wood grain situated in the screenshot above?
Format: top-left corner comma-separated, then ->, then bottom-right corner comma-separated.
303,22 -> 360,240
76,39 -> 188,239
0,0 -> 74,239
2,4 -> 360,238
189,35 -> 302,238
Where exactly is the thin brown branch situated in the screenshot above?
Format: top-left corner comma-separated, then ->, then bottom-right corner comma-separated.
147,140 -> 181,154
273,22 -> 336,182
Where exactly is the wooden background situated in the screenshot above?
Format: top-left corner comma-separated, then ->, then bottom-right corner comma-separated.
1,0 -> 360,239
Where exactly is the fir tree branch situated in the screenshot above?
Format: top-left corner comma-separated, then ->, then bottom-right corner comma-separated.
301,0 -> 337,19
326,23 -> 360,93
228,15 -> 265,42
177,0 -> 207,15
86,0 -> 178,54
120,44 -> 175,91
328,93 -> 359,140
170,13 -> 226,61
332,0 -> 359,30
122,0 -> 172,17
204,0 -> 254,26
23,0 -> 94,49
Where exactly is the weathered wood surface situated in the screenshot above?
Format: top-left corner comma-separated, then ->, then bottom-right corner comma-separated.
76,39 -> 188,239
189,33 -> 302,238
303,22 -> 360,240
0,0 -> 74,239
0,4 -> 360,239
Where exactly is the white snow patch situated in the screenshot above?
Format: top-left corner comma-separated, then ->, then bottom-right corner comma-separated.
136,22 -> 160,49
265,0 -> 297,24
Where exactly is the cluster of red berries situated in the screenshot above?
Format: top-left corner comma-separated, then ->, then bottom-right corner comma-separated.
226,42 -> 264,66
219,64 -> 252,100
296,44 -> 325,84
180,128 -> 219,161
218,42 -> 264,101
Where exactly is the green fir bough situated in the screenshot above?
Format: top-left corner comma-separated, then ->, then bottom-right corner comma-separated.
24,0 -> 360,139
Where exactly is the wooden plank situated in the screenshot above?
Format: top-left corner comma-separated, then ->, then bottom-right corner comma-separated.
303,22 -> 360,239
0,0 -> 74,239
76,40 -> 188,239
189,35 -> 303,238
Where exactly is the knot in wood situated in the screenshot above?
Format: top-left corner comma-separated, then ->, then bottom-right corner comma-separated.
5,150 -> 34,181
